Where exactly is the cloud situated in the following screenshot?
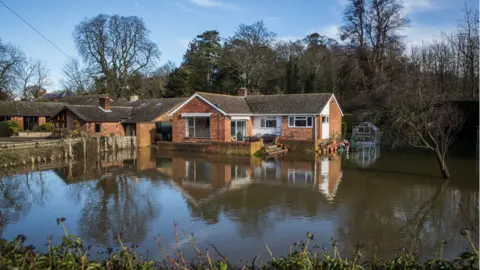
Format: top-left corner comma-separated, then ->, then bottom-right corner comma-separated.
402,0 -> 437,14
402,24 -> 456,47
187,0 -> 238,10
306,25 -> 341,39
276,35 -> 303,42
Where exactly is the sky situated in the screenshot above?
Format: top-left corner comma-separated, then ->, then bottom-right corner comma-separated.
0,0 -> 478,91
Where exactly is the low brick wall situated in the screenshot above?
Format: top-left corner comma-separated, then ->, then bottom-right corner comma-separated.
157,140 -> 263,156
278,139 -> 318,155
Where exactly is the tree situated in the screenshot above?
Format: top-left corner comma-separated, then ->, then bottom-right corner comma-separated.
340,0 -> 409,82
363,43 -> 466,179
18,59 -> 50,100
61,58 -> 93,94
222,21 -> 277,93
182,30 -> 222,92
73,14 -> 160,98
0,39 -> 25,100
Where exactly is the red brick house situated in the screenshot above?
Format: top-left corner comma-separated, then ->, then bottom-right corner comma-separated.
49,95 -> 185,147
168,89 -> 344,143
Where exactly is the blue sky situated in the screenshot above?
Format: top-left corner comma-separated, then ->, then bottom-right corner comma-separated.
0,0 -> 477,90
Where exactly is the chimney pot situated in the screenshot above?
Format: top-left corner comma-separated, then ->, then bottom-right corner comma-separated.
99,96 -> 111,111
237,87 -> 248,97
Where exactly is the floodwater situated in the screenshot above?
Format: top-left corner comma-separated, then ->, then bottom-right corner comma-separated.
0,146 -> 478,263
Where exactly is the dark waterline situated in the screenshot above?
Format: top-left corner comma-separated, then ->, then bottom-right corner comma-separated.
0,146 -> 478,263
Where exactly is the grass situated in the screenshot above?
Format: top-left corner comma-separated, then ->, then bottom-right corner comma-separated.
0,218 -> 478,269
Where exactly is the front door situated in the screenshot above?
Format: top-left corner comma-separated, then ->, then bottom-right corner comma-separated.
231,120 -> 247,141
322,115 -> 329,139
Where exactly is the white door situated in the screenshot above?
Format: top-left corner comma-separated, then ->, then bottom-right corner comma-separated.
322,115 -> 329,139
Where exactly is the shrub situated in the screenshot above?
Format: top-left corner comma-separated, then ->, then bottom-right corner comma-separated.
0,120 -> 23,137
35,122 -> 54,132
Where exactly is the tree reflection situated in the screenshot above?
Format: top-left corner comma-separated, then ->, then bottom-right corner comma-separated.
0,172 -> 50,230
78,174 -> 159,246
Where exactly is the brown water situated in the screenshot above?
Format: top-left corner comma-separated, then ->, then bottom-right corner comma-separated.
0,146 -> 478,263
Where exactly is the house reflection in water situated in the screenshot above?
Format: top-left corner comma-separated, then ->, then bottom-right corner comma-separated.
157,153 -> 343,205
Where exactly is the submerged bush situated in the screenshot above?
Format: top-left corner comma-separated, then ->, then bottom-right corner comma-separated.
0,219 -> 478,269
0,120 -> 23,136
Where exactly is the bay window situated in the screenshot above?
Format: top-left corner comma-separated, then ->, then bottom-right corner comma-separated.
185,117 -> 210,138
288,116 -> 313,128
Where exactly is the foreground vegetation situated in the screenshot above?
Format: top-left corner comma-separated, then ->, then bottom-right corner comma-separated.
0,218 -> 478,269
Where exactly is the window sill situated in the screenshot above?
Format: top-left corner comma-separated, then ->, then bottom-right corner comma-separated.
287,126 -> 313,128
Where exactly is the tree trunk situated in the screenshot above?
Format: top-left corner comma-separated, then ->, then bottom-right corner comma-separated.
435,151 -> 450,179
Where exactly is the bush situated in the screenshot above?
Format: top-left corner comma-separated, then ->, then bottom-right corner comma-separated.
0,120 -> 23,137
35,122 -> 54,132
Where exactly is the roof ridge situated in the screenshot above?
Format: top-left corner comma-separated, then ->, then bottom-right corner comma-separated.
197,91 -> 245,98
246,92 -> 333,98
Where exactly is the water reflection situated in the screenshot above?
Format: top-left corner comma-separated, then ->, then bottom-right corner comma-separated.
349,145 -> 381,168
0,147 -> 477,262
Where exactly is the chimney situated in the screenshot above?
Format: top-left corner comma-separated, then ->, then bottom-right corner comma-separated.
237,87 -> 248,97
130,95 -> 139,101
99,96 -> 111,111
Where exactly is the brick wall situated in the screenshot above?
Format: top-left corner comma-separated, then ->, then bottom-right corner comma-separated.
281,116 -> 314,140
316,116 -> 322,140
38,117 -> 46,126
329,97 -> 342,140
83,122 -> 125,137
136,123 -> 155,147
172,97 -> 232,142
11,117 -> 23,129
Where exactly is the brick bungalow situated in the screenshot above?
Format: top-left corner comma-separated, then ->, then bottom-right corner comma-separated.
0,101 -> 64,130
49,95 -> 185,147
168,88 -> 344,143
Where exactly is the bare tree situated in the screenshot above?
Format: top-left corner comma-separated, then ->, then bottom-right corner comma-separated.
18,59 -> 50,100
61,58 -> 93,94
0,39 -> 25,100
73,14 -> 160,97
222,21 -> 277,92
365,43 -> 466,179
341,0 -> 409,82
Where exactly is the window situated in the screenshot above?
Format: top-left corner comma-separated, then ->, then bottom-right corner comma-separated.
287,169 -> 313,183
95,123 -> 101,133
186,160 -> 211,183
288,116 -> 313,128
185,117 -> 210,138
260,117 -> 277,128
322,116 -> 329,123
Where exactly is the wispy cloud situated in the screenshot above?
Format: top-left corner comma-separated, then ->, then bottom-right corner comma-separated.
402,0 -> 437,14
188,0 -> 238,10
402,24 -> 455,47
306,25 -> 341,39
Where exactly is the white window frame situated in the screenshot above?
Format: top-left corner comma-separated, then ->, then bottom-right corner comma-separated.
287,169 -> 313,183
260,117 -> 277,128
288,116 -> 313,128
322,115 -> 329,124
185,117 -> 210,138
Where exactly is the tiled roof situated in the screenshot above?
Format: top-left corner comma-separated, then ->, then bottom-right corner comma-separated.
0,101 -> 66,117
125,98 -> 186,123
245,93 -> 333,114
59,95 -> 111,106
59,105 -> 133,122
196,92 -> 252,114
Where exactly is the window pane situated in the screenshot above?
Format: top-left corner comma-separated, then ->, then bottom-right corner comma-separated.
307,117 -> 312,127
194,117 -> 210,137
187,127 -> 195,137
295,119 -> 307,126
186,118 -> 194,127
266,119 -> 276,127
261,118 -> 265,128
289,117 -> 294,126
